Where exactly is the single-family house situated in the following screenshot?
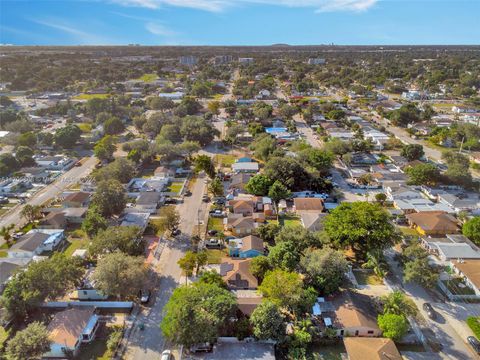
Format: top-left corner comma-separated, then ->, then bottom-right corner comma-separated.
229,173 -> 253,192
293,198 -> 324,212
224,215 -> 256,237
438,192 -> 480,215
38,212 -> 67,229
228,235 -> 264,258
330,291 -> 381,337
63,192 -> 90,208
220,258 -> 258,290
60,208 -> 87,224
44,307 -> 99,359
343,338 -> 402,360
450,259 -> 480,297
434,243 -> 480,261
232,161 -> 259,173
153,166 -> 176,179
8,230 -> 65,258
394,197 -> 453,214
35,156 -> 75,171
299,212 -> 327,232
135,192 -> 163,214
228,199 -> 255,216
406,211 -> 459,236
120,212 -> 150,232
0,258 -> 30,293
127,178 -> 168,193
233,289 -> 263,316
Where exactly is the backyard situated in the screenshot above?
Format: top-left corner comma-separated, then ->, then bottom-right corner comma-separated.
278,215 -> 301,228
206,249 -> 227,264
214,154 -> 236,168
136,73 -> 158,82
353,270 -> 384,286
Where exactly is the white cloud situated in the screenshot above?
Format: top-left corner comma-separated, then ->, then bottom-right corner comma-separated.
145,22 -> 176,36
31,19 -> 114,44
109,0 -> 378,12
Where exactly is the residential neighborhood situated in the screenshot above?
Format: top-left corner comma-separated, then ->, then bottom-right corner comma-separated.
0,42 -> 480,360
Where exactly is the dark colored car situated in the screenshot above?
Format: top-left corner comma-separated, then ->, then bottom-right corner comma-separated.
184,190 -> 192,196
172,228 -> 181,236
207,229 -> 218,236
423,302 -> 436,319
467,336 -> 480,354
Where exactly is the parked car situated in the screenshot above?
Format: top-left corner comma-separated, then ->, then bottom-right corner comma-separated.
207,229 -> 218,236
161,350 -> 172,360
184,190 -> 192,196
423,302 -> 436,319
190,343 -> 213,353
205,238 -> 222,249
467,336 -> 480,354
172,228 -> 181,236
0,196 -> 8,205
165,198 -> 177,204
202,195 -> 210,202
140,289 -> 151,304
75,160 -> 82,167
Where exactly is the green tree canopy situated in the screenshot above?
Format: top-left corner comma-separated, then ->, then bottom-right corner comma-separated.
92,252 -> 149,299
5,322 -> 51,360
300,248 -> 348,295
401,144 -> 424,161
377,313 -> 409,341
324,202 -> 399,260
90,226 -> 143,257
54,124 -> 81,149
462,217 -> 480,245
161,282 -> 236,347
91,179 -> 126,217
250,301 -> 286,341
405,163 -> 440,186
258,269 -> 304,311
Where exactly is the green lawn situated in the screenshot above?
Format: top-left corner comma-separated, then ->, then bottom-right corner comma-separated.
136,73 -> 158,82
467,316 -> 480,339
353,270 -> 384,285
73,93 -> 111,100
0,251 -> 7,258
215,154 -> 236,168
206,249 -> 227,264
278,215 -> 301,228
398,226 -> 419,237
64,238 -> 89,257
207,217 -> 224,232
77,123 -> 93,132
168,182 -> 184,195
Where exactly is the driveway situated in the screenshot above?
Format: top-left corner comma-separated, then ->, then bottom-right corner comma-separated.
124,175 -> 208,360
385,248 -> 479,359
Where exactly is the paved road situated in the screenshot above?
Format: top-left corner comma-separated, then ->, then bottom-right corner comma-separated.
385,248 -> 479,360
0,156 -> 98,245
125,175 -> 208,360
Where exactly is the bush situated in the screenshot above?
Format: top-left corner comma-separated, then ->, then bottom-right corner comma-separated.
106,327 -> 124,354
467,316 -> 480,339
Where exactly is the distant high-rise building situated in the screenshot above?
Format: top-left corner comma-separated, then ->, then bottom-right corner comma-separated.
179,56 -> 198,66
214,55 -> 233,65
238,57 -> 254,64
307,58 -> 326,65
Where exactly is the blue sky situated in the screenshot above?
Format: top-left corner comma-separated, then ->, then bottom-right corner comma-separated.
0,0 -> 479,45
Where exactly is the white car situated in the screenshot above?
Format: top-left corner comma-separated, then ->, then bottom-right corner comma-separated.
161,350 -> 172,360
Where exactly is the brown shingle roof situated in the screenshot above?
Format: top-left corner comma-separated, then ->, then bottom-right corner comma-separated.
64,191 -> 90,203
220,258 -> 258,289
232,217 -> 255,229
452,259 -> 480,290
344,338 -> 402,360
406,211 -> 458,232
332,291 -> 379,330
240,235 -> 263,252
293,198 -> 324,212
48,307 -> 95,348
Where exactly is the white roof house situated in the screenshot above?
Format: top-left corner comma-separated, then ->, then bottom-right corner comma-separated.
232,162 -> 259,173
